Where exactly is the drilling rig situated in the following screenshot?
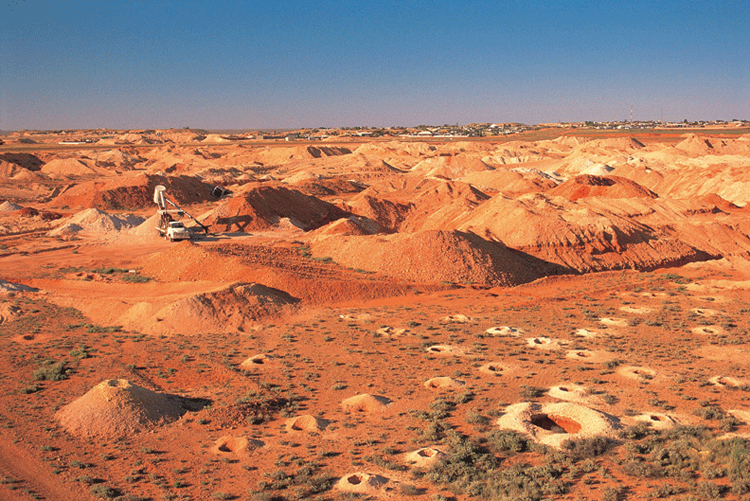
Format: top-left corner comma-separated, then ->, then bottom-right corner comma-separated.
153,185 -> 209,241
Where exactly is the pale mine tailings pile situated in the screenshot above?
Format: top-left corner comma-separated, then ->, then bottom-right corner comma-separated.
119,283 -> 299,336
55,379 -> 202,440
49,208 -> 145,237
496,402 -> 621,449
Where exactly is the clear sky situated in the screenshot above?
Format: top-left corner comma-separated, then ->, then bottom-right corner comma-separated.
1,0 -> 748,130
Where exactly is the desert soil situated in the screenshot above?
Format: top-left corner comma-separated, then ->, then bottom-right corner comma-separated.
1,127 -> 750,500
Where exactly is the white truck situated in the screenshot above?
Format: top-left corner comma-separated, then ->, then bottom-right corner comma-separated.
159,221 -> 191,241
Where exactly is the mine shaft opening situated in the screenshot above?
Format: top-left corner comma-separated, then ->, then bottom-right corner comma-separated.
347,475 -> 362,485
418,448 -> 436,458
530,414 -> 582,434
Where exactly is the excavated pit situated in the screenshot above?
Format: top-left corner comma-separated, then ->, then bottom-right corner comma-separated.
530,414 -> 582,434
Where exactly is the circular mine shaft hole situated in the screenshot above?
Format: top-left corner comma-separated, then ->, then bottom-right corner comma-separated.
487,365 -> 499,372
252,359 -> 265,364
347,475 -> 362,485
418,448 -> 436,458
576,351 -> 591,357
429,347 -> 443,353
530,414 -> 582,434
559,387 -> 569,392
218,444 -> 232,452
533,339 -> 543,344
23,335 -> 34,340
650,415 -> 662,421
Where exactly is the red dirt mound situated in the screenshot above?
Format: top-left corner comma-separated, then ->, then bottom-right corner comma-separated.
399,180 -> 490,232
0,153 -> 43,171
309,216 -> 381,237
19,207 -> 63,221
202,182 -> 348,232
121,282 -> 300,335
455,194 -> 716,273
140,241 -> 418,304
49,173 -> 214,209
305,146 -> 352,158
311,229 -> 568,286
347,194 -> 411,233
286,176 -> 366,198
548,175 -> 657,201
347,178 -> 488,233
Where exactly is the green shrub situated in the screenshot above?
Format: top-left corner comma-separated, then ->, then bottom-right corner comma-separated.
486,429 -> 529,453
89,484 -> 119,498
561,437 -> 614,460
32,361 -> 69,381
729,438 -> 750,494
519,385 -> 545,399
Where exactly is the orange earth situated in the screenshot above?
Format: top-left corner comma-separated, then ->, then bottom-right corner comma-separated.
1,128 -> 750,500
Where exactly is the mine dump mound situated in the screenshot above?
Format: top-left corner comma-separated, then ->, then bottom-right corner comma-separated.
347,178 -> 490,233
347,194 -> 411,233
404,447 -> 446,467
479,362 -> 513,376
340,394 -> 391,413
309,216 -> 381,237
0,153 -> 43,171
399,180 -> 491,232
239,354 -> 276,370
286,415 -> 329,432
675,134 -> 721,155
454,193 -> 715,273
0,303 -> 22,325
547,175 -> 658,201
311,230 -> 567,286
0,160 -> 46,180
0,278 -> 38,295
89,149 -> 144,170
0,153 -> 46,180
210,436 -> 263,456
410,154 -> 493,179
49,208 -> 145,236
121,282 -> 299,336
632,413 -> 678,430
496,402 -> 620,449
201,183 -> 347,232
285,176 -> 366,198
40,157 -> 101,178
424,377 -> 465,389
335,472 -> 390,495
55,379 -> 206,439
50,173 -> 215,209
0,201 -> 22,211
460,168 -> 557,194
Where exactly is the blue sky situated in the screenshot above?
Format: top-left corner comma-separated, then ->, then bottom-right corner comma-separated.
1,0 -> 748,130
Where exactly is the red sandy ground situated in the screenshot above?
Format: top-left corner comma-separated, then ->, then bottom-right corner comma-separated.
0,130 -> 749,500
